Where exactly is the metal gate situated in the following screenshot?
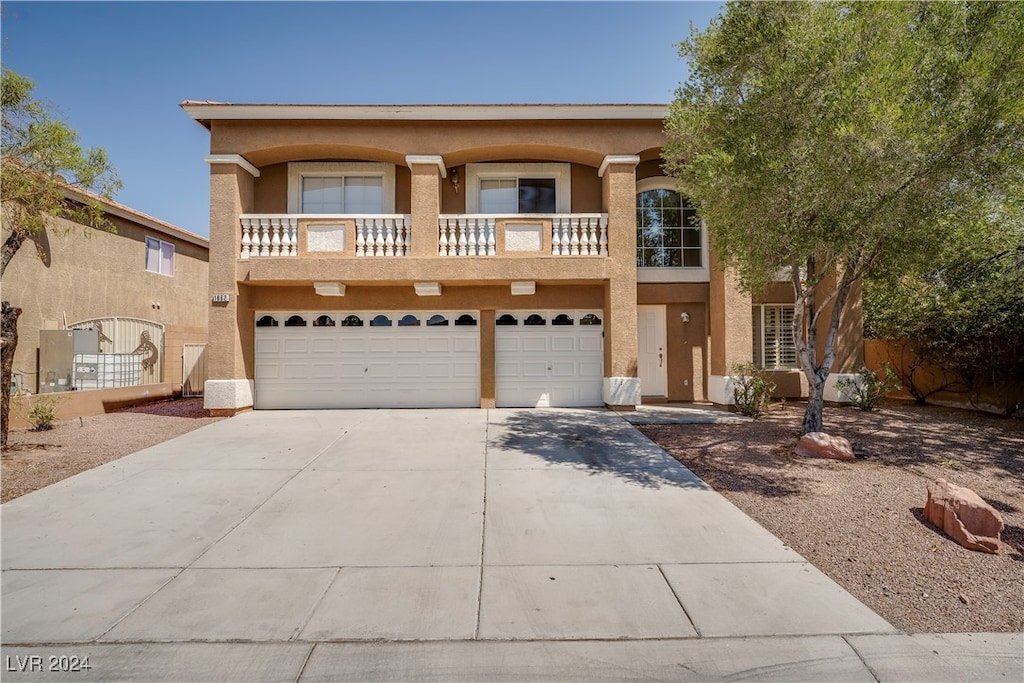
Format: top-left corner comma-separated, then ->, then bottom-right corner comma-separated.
68,317 -> 164,385
182,343 -> 207,397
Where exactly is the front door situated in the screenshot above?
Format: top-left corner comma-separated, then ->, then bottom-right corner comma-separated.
637,305 -> 667,398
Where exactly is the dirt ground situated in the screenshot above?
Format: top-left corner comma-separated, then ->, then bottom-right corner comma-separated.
2,398 -> 222,503
3,398 -> 1021,633
640,402 -> 1024,634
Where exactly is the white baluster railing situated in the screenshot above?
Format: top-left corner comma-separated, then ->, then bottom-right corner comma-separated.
438,214 -> 605,256
239,215 -> 410,258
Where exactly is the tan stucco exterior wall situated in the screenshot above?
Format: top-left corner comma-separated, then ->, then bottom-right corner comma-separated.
2,212 -> 208,393
207,165 -> 255,382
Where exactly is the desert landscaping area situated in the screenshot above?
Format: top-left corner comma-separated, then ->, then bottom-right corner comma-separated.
3,398 -> 1022,635
641,402 -> 1024,634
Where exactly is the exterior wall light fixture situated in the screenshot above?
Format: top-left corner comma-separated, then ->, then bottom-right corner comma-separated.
680,312 -> 690,323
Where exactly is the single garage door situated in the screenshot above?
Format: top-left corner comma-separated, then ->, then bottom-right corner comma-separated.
254,311 -> 480,409
495,310 -> 604,407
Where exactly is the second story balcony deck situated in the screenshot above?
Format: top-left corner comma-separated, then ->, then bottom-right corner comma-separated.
238,213 -> 609,260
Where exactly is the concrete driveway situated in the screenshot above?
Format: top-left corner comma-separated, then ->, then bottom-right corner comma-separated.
2,409 -> 1019,681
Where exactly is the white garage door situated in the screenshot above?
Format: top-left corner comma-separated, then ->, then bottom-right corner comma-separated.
495,310 -> 604,408
254,311 -> 480,409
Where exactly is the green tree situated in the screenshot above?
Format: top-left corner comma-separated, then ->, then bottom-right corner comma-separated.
665,1 -> 1024,433
1,69 -> 120,449
864,202 -> 1024,414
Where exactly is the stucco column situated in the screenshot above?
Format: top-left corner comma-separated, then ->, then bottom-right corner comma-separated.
406,155 -> 445,258
599,155 -> 641,409
708,249 -> 753,405
204,156 -> 257,414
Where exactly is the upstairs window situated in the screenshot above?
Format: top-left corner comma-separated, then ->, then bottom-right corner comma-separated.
467,163 -> 571,214
145,237 -> 174,276
288,162 -> 395,214
479,178 -> 556,214
636,189 -> 701,268
301,176 -> 383,214
753,305 -> 798,370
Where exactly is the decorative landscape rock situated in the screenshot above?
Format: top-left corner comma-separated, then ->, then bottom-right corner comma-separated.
923,478 -> 1003,554
794,432 -> 855,461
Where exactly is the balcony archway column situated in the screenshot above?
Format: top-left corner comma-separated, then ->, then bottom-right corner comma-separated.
406,155 -> 446,257
204,154 -> 258,414
599,154 -> 641,408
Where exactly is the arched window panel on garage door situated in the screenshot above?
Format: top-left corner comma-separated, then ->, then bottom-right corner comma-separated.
427,314 -> 449,327
398,314 -> 421,327
285,315 -> 307,327
496,314 -> 518,326
370,315 -> 393,327
454,314 -> 478,326
341,315 -> 364,327
256,315 -> 279,328
313,315 -> 335,327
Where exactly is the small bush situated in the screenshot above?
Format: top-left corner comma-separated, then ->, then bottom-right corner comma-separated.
731,363 -> 777,417
837,363 -> 901,411
25,394 -> 61,431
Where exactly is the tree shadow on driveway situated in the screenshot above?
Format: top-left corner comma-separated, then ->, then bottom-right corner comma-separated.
488,409 -> 711,491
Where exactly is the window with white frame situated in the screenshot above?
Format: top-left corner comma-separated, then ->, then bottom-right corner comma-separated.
466,163 -> 571,214
287,162 -> 396,214
145,237 -> 174,276
753,305 -> 798,369
636,188 -> 701,268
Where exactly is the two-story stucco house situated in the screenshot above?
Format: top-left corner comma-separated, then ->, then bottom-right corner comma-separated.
182,103 -> 861,414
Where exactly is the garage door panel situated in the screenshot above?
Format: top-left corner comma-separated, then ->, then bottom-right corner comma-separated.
550,336 -> 576,352
549,361 -> 579,377
579,335 -> 603,353
282,339 -> 308,354
452,336 -> 478,353
311,338 -> 336,353
255,338 -> 281,354
521,337 -> 547,352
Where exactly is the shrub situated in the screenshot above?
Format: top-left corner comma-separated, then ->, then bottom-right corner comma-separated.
25,394 -> 61,431
731,363 -> 776,417
837,363 -> 901,411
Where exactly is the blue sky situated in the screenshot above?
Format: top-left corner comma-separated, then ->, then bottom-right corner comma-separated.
3,1 -> 722,237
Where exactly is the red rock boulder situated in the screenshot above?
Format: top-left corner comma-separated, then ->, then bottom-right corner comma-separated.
924,478 -> 1003,554
794,432 -> 855,461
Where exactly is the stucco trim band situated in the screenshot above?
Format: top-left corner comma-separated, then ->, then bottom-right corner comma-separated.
598,155 -> 641,178
204,379 -> 255,410
205,154 -> 261,178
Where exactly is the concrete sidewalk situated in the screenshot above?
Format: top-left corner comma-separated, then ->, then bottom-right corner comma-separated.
2,408 -> 1020,681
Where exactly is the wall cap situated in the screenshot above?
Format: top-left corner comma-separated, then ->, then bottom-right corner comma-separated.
598,155 -> 641,177
205,154 -> 260,178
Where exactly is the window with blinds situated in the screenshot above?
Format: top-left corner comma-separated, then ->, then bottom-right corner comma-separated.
752,305 -> 798,369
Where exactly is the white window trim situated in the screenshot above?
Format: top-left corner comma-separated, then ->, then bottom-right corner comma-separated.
145,237 -> 175,277
287,162 -> 396,214
636,176 -> 709,283
466,163 -> 571,213
754,304 -> 799,370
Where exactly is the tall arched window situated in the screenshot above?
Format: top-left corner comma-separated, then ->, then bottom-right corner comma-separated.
636,186 -> 701,268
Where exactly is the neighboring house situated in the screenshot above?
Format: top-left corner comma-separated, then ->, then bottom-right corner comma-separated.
181,102 -> 861,413
3,187 -> 209,403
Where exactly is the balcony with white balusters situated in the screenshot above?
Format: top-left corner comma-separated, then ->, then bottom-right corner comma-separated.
437,214 -> 608,257
238,215 -> 411,259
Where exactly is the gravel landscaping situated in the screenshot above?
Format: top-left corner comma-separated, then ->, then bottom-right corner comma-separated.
2,398 -> 222,503
640,402 -> 1024,634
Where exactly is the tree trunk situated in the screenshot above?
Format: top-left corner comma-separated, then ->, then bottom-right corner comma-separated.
1,228 -> 28,278
1,301 -> 24,450
802,372 -> 825,433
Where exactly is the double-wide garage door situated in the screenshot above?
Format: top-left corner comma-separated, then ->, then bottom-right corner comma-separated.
253,309 -> 604,409
254,311 -> 480,409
